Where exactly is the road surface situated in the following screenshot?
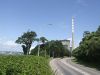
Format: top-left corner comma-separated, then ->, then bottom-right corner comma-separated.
50,58 -> 100,75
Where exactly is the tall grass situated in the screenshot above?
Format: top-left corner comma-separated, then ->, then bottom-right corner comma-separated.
0,55 -> 53,75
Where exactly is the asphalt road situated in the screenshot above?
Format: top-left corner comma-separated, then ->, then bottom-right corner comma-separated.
50,58 -> 100,75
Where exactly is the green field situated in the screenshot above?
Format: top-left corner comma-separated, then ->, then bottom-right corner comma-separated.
0,55 -> 53,75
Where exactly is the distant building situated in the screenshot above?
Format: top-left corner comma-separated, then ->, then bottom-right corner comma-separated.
70,47 -> 72,51
60,40 -> 70,50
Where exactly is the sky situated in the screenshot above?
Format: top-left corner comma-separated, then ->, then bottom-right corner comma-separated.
0,0 -> 100,52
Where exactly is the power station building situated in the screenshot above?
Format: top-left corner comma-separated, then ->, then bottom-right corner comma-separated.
60,40 -> 70,50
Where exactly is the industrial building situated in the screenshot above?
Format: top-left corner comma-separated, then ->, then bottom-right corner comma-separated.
60,40 -> 70,50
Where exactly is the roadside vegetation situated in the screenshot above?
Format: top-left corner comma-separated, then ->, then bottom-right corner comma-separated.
15,30 -> 70,57
0,30 -> 70,75
0,55 -> 53,75
72,26 -> 100,69
31,40 -> 70,57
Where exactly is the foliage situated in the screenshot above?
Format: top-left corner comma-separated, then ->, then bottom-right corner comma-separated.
72,26 -> 100,62
40,37 -> 48,44
83,31 -> 90,37
15,31 -> 37,55
0,55 -> 52,75
31,40 -> 70,57
40,37 -> 48,57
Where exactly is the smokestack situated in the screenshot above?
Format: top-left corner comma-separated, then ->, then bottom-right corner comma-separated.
72,17 -> 74,51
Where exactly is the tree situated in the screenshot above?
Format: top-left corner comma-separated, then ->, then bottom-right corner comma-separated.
72,26 -> 100,62
49,40 -> 69,57
97,26 -> 100,32
40,37 -> 48,44
40,37 -> 48,57
15,31 -> 37,55
83,31 -> 90,37
30,40 -> 70,57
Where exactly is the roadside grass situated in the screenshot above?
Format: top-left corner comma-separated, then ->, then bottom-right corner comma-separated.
0,55 -> 53,75
72,58 -> 100,71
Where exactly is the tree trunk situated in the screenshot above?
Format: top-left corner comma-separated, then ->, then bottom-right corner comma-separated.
38,44 -> 40,56
45,49 -> 46,57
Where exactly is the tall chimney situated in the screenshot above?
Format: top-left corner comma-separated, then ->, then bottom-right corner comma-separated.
72,17 -> 74,51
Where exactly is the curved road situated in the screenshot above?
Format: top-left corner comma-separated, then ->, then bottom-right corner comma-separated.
50,58 -> 100,75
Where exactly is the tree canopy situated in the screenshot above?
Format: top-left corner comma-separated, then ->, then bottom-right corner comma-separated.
72,26 -> 100,62
15,31 -> 37,55
30,40 -> 70,57
40,37 -> 48,44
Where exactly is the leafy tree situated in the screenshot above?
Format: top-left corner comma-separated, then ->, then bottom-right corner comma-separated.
31,40 -> 70,57
49,40 -> 65,57
40,37 -> 48,57
72,26 -> 100,62
40,37 -> 48,44
97,26 -> 100,32
83,31 -> 90,37
15,31 -> 37,55
48,40 -> 70,57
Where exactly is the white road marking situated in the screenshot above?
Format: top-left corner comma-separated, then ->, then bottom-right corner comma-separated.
61,59 -> 91,75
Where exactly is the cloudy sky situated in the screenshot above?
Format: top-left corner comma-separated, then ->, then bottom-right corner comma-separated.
0,0 -> 100,52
